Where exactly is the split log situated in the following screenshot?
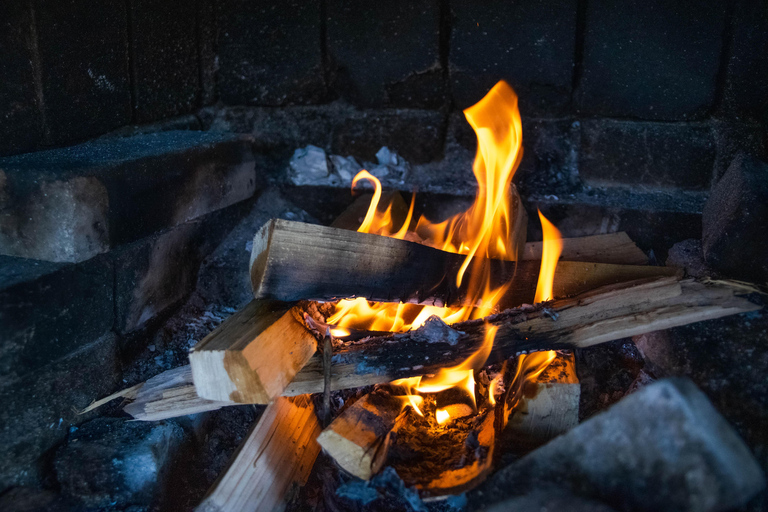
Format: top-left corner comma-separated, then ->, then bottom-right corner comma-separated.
197,395 -> 321,512
190,300 -> 317,403
502,351 -> 580,450
283,277 -> 761,395
123,366 -> 232,421
316,389 -> 405,480
523,232 -> 647,265
250,219 -> 674,307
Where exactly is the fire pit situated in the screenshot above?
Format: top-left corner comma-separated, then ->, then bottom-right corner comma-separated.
0,2 -> 767,511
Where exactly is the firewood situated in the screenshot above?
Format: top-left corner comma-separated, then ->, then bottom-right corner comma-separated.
123,366 -> 232,421
330,191 -> 409,231
523,232 -> 647,265
502,351 -> 580,450
190,300 -> 317,403
197,395 -> 321,512
250,219 -> 674,307
316,389 -> 405,480
283,277 -> 760,395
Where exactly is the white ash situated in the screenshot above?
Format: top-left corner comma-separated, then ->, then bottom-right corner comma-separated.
288,145 -> 337,186
287,145 -> 409,187
328,154 -> 363,183
410,315 -> 463,346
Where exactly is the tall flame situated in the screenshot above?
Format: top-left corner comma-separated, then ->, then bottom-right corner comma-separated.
533,209 -> 563,303
333,81 -> 560,423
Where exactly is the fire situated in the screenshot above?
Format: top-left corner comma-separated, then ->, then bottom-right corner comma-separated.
533,209 -> 563,303
332,81 -> 563,423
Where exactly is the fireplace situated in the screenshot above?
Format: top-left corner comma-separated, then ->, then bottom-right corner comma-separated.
0,1 -> 767,511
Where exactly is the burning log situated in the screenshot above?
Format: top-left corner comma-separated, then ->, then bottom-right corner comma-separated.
284,277 -> 760,395
249,219 -> 674,308
189,300 -> 317,403
123,366 -> 232,421
316,389 -> 406,480
523,231 -> 647,265
197,395 -> 321,512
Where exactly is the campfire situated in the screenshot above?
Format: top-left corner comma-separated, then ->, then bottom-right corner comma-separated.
90,82 -> 763,510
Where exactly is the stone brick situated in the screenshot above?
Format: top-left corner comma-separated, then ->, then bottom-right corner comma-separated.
579,119 -> 715,191
576,0 -> 727,120
198,0 -> 217,105
0,131 -> 257,262
0,254 -> 113,387
450,0 -> 577,115
327,0 -> 444,108
472,378 -> 765,512
130,0 -> 199,123
0,333 -> 121,489
217,0 -> 325,106
35,0 -> 131,144
702,154 -> 768,284
0,1 -> 44,156
114,205 -> 246,333
331,108 -> 446,164
721,0 -> 768,118
54,417 -> 184,508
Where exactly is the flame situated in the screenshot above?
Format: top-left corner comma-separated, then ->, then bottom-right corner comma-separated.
533,210 -> 563,303
331,81 -> 557,424
435,409 -> 451,425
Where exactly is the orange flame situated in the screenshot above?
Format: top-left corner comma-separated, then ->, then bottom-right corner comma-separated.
533,210 -> 563,303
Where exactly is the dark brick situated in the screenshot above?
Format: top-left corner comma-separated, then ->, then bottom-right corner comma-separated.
450,0 -> 577,115
35,0 -> 131,144
0,131 -> 257,262
0,333 -> 121,489
130,0 -> 199,122
579,120 -> 715,190
217,0 -> 325,106
331,109 -> 446,164
712,118 -> 767,181
721,1 -> 768,118
702,154 -> 768,284
198,0 -> 217,105
0,1 -> 43,156
327,0 -> 443,108
0,255 -> 113,386
114,205 -> 245,333
576,0 -> 727,120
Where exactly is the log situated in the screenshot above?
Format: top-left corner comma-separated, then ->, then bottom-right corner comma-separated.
283,277 -> 761,395
197,395 -> 321,512
502,351 -> 580,450
316,389 -> 405,480
190,300 -> 317,403
523,232 -> 647,265
250,219 -> 674,308
123,366 -> 232,421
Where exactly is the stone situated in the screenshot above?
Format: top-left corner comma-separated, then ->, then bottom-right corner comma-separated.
579,119 -> 715,191
471,378 -> 765,512
0,487 -> 72,512
35,0 -> 132,144
216,0 -> 325,106
197,188 -> 319,310
450,0 -> 578,115
0,333 -> 121,489
129,0 -> 199,122
721,0 -> 768,118
712,119 -> 767,182
327,0 -> 444,108
288,145 -> 335,186
0,131 -> 257,262
114,205 -> 245,333
0,254 -> 113,387
482,491 -> 617,512
516,118 -> 580,197
0,1 -> 43,157
702,154 -> 768,284
576,0 -> 726,120
54,417 -> 184,508
665,239 -> 709,278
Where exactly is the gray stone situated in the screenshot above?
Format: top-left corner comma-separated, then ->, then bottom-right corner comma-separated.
576,0 -> 726,120
665,239 -> 709,278
579,119 -> 715,191
450,0 -> 578,115
55,417 -> 184,508
197,188 -> 319,310
0,333 -> 121,489
0,487 -> 71,512
0,131 -> 257,262
702,154 -> 768,284
0,254 -> 113,387
482,491 -> 616,512
471,378 -> 765,512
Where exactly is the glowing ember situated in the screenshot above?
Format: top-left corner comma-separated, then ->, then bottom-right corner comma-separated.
332,81 -> 563,423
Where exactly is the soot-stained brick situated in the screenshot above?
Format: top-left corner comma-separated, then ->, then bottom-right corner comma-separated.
576,0 -> 727,120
